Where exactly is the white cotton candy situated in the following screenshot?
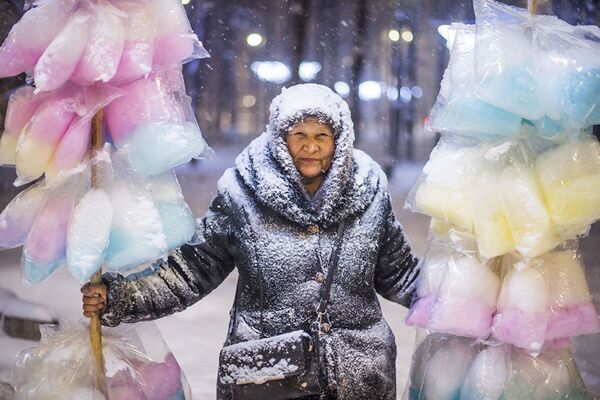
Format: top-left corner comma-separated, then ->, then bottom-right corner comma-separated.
67,189 -> 113,282
105,181 -> 167,271
423,341 -> 474,400
460,346 -> 509,400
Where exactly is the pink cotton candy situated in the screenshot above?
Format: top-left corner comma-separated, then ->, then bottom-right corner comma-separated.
546,303 -> 600,341
45,117 -> 92,185
148,0 -> 197,66
109,370 -> 147,400
492,308 -> 549,352
406,296 -> 435,328
112,6 -> 155,84
23,192 -> 75,283
34,11 -> 91,93
135,353 -> 182,400
0,0 -> 78,78
15,96 -> 76,185
428,296 -> 496,338
106,71 -> 184,144
70,4 -> 126,86
0,86 -> 47,165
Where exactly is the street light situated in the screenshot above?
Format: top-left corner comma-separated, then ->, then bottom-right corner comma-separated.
246,33 -> 264,47
181,0 -> 191,4
388,29 -> 400,42
401,30 -> 414,42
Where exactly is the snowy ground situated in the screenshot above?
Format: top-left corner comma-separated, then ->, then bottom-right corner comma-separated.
0,142 -> 599,399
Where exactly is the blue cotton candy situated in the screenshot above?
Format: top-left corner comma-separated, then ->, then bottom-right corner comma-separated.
560,68 -> 600,130
119,121 -> 207,177
157,202 -> 195,250
430,89 -> 522,139
22,254 -> 62,284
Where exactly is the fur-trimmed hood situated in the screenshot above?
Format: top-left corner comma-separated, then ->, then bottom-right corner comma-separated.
235,84 -> 386,228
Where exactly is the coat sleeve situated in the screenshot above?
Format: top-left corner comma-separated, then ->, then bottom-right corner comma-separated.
100,192 -> 237,327
374,195 -> 420,308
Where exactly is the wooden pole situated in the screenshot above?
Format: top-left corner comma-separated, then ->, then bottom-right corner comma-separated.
528,0 -> 538,15
89,109 -> 106,393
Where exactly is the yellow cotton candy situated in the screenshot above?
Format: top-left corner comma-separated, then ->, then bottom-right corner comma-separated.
498,165 -> 559,258
535,139 -> 600,229
15,139 -> 54,184
415,182 -> 473,231
0,133 -> 18,165
473,171 -> 515,258
540,250 -> 592,307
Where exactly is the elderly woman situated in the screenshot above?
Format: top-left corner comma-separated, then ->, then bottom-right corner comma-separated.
82,83 -> 419,400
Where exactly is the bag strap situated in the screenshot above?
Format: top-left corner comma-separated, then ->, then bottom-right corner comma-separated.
316,219 -> 347,319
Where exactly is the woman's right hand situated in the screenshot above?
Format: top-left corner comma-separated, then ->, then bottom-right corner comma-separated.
81,282 -> 107,318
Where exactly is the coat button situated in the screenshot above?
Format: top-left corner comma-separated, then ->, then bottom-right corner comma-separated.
308,224 -> 320,234
314,272 -> 325,284
320,322 -> 332,333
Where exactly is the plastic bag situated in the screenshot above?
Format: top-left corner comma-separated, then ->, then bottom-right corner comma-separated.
403,332 -> 589,400
11,321 -> 191,400
0,0 -> 78,78
428,24 -> 522,140
0,181 -> 48,249
535,136 -> 600,236
106,68 -> 209,177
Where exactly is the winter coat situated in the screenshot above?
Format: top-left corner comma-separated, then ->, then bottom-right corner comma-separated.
100,84 -> 419,400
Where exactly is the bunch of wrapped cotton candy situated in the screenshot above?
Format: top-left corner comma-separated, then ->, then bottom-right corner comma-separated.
492,251 -> 599,352
11,321 -> 191,400
0,84 -> 122,186
105,67 -> 209,177
0,147 -> 196,283
0,0 -> 209,89
406,234 -> 501,339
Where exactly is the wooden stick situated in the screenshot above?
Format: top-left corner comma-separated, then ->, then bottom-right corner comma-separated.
89,109 -> 106,393
528,0 -> 538,15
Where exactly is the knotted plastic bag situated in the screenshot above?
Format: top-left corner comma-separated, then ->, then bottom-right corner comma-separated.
10,321 -> 191,400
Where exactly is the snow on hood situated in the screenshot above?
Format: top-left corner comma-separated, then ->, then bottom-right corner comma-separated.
233,84 -> 384,228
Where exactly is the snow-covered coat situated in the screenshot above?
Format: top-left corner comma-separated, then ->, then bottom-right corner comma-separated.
101,84 -> 419,400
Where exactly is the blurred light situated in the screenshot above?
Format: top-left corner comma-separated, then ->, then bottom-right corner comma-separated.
334,81 -> 350,97
246,33 -> 264,47
388,29 -> 400,42
412,86 -> 423,99
299,61 -> 322,81
386,87 -> 398,101
400,86 -> 412,103
402,30 -> 414,42
359,81 -> 384,101
242,95 -> 256,108
251,61 -> 291,84
181,0 -> 191,4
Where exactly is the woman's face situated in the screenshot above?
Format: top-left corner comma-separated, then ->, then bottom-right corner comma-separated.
286,118 -> 335,180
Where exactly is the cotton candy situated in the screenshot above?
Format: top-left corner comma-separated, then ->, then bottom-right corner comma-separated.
0,0 -> 78,78
146,173 -> 195,249
45,117 -> 92,185
23,192 -> 76,284
472,171 -> 514,258
459,346 -> 509,400
119,121 -> 207,177
112,5 -> 155,84
406,247 -> 448,327
15,96 -> 76,186
428,255 -> 500,338
541,250 -> 600,341
535,138 -> 600,231
422,341 -> 475,400
493,263 -> 551,352
148,0 -> 200,66
105,181 -> 167,271
70,3 -> 126,86
0,86 -> 47,165
0,183 -> 47,249
33,11 -> 90,93
135,353 -> 182,400
67,189 -> 113,282
498,164 -> 559,257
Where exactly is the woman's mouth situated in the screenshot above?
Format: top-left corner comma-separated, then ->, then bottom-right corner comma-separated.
299,158 -> 320,163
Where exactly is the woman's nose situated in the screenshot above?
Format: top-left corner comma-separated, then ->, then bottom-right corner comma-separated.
302,140 -> 319,153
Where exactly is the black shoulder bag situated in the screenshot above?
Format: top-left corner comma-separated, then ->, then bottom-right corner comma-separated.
217,220 -> 347,399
